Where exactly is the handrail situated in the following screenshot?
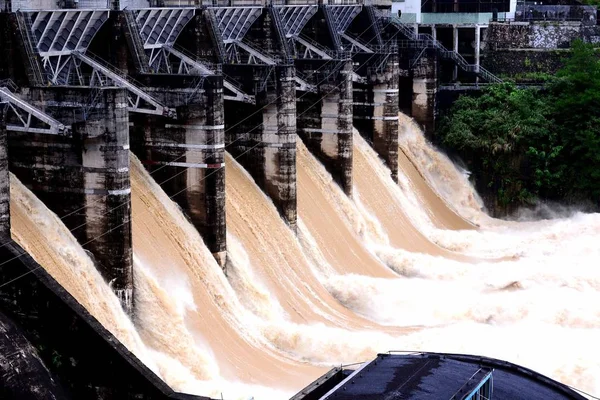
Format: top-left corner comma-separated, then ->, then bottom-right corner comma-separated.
391,17 -> 502,83
73,51 -> 177,118
365,5 -> 384,46
269,5 -> 293,64
296,33 -> 336,59
205,8 -> 227,64
122,9 -> 151,73
14,12 -> 46,86
323,5 -> 344,52
0,87 -> 68,135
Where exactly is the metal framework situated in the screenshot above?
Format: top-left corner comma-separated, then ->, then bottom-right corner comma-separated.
162,46 -> 258,103
214,7 -> 262,43
340,32 -> 373,53
391,16 -> 502,83
273,5 -> 335,60
274,5 -> 318,38
0,86 -> 69,135
26,10 -> 110,85
209,7 -> 284,65
134,8 -> 256,101
327,5 -> 362,34
135,8 -> 195,72
73,52 -> 177,118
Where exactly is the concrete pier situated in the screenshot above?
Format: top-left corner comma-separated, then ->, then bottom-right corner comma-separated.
7,87 -> 134,316
412,49 -> 438,137
130,75 -> 227,266
297,60 -> 354,196
225,65 -> 298,230
353,50 -> 400,182
0,103 -> 8,239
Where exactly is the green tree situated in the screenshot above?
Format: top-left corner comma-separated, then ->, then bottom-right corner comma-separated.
439,83 -> 553,208
548,40 -> 600,203
439,39 -> 600,212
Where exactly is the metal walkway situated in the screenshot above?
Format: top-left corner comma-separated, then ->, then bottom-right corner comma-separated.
0,85 -> 68,135
391,16 -> 502,83
74,51 -> 177,118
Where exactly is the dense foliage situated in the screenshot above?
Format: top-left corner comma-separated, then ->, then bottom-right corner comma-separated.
438,40 -> 600,212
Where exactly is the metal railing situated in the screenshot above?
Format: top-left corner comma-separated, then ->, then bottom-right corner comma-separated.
15,12 -> 46,86
123,9 -> 151,73
205,8 -> 227,63
269,4 -> 293,64
0,79 -> 18,92
297,33 -> 337,59
392,16 -> 502,83
323,5 -> 344,51
365,4 -> 384,45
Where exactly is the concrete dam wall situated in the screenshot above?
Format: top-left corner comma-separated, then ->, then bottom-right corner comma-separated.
0,1 -> 499,397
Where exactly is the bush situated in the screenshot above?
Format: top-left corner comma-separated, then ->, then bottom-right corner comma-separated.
438,40 -> 600,210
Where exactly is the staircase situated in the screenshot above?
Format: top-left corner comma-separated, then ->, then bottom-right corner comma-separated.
323,6 -> 344,55
296,33 -> 335,60
365,5 -> 384,46
391,16 -> 502,83
0,85 -> 68,135
269,6 -> 293,64
14,12 -> 46,86
205,9 -> 227,64
123,9 -> 150,74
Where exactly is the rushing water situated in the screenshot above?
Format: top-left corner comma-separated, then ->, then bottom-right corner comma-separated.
9,115 -> 600,398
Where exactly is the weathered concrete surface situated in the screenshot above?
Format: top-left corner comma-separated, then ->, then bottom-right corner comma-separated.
412,50 -> 438,137
0,240 -> 212,400
131,75 -> 226,267
8,87 -> 134,316
225,65 -> 298,230
297,60 -> 354,195
482,21 -> 600,77
0,309 -> 66,400
515,5 -> 597,26
482,49 -> 567,77
353,52 -> 400,182
0,13 -> 45,86
0,103 -> 8,240
485,20 -> 600,51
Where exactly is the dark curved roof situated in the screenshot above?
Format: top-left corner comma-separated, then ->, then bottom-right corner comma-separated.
296,352 -> 587,400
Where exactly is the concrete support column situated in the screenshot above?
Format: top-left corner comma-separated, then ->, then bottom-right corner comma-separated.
298,60 -> 353,195
266,65 -> 297,229
412,50 -> 438,137
225,65 -> 297,230
474,25 -> 481,73
353,52 -> 400,182
453,25 -> 459,81
75,89 -> 133,315
0,103 -> 8,239
9,87 -> 134,316
130,76 -> 226,267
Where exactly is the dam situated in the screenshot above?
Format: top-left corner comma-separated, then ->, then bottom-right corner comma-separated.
0,0 -> 599,398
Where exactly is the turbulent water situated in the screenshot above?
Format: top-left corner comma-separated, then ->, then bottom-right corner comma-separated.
9,114 -> 600,398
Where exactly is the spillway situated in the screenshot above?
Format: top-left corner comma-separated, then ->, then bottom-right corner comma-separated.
9,175 -> 158,373
8,117 -> 600,398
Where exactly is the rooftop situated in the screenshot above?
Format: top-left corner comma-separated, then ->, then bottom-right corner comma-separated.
294,352 -> 588,400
